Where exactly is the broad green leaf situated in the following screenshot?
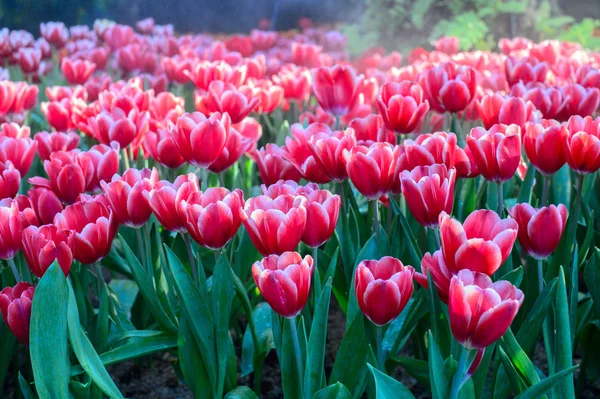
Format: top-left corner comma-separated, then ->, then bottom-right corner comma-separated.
313,382 -> 352,399
497,347 -> 528,394
179,317 -> 212,399
387,290 -> 428,358
584,248 -> 600,319
30,261 -> 70,399
517,167 -> 536,204
281,318 -> 302,399
427,331 -> 449,399
513,366 -> 578,399
224,386 -> 259,399
515,277 -> 557,353
213,255 -> 235,397
390,199 -> 422,267
95,283 -> 109,352
554,267 -> 575,398
330,315 -> 368,393
500,329 -> 541,387
241,302 -> 272,377
67,280 -> 123,398
18,373 -> 35,399
389,356 -> 429,386
428,271 -> 451,357
305,279 -> 333,397
499,266 -> 524,287
367,363 -> 416,398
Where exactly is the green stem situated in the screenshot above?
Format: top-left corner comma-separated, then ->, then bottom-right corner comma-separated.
376,325 -> 384,370
449,346 -> 474,399
537,259 -> 544,294
218,172 -> 225,188
289,317 -> 304,397
143,224 -> 153,277
312,246 -> 321,301
7,258 -> 21,282
338,182 -> 347,215
497,181 -> 504,216
541,174 -> 550,206
183,233 -> 199,286
93,262 -> 105,293
135,228 -> 147,271
434,228 -> 441,251
122,149 -> 130,171
371,200 -> 380,241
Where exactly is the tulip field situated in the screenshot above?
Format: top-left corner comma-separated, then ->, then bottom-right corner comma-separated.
1,16 -> 600,399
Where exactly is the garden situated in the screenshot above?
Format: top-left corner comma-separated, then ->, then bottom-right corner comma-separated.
0,1 -> 600,398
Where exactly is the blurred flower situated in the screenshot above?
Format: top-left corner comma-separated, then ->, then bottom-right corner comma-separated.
504,57 -> 549,87
475,94 -> 536,131
0,199 -> 21,259
34,131 -> 80,161
0,161 -> 20,199
40,21 -> 68,48
312,65 -> 359,117
194,81 -> 259,124
0,137 -> 37,176
61,57 -> 96,85
434,36 -> 459,55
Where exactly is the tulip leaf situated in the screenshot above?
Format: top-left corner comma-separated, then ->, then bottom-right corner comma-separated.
212,254 -> 235,397
386,290 -> 428,360
30,261 -> 70,399
120,234 -> 178,334
500,329 -> 541,387
427,330 -> 450,399
281,317 -> 303,399
313,382 -> 352,399
512,366 -> 578,399
517,166 -> 536,204
584,248 -> 600,319
499,266 -> 524,287
471,343 -> 496,398
330,315 -> 368,394
570,245 -> 579,342
553,267 -> 575,398
241,302 -> 272,378
497,346 -> 528,394
66,279 -> 123,398
390,198 -> 423,267
388,356 -> 430,386
224,386 -> 259,399
515,277 -> 558,354
179,317 -> 212,399
367,363 -> 416,398
18,373 -> 35,399
551,165 -> 571,208
0,320 -> 16,391
150,222 -> 178,322
305,278 -> 333,397
427,271 -> 451,357
164,245 -> 217,395
577,210 -> 595,269
95,282 -> 109,352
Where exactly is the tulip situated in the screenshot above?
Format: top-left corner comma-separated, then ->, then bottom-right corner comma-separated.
241,194 -> 307,256
510,83 -> 565,120
354,257 -> 414,325
40,21 -> 68,48
0,282 -> 35,345
400,165 -> 456,228
414,250 -> 453,303
261,180 -> 319,198
440,210 -> 518,276
0,161 -> 20,199
25,188 -> 63,225
377,81 -> 430,134
179,188 -> 244,249
291,42 -> 322,68
307,124 -> 356,182
207,127 -> 248,174
435,36 -> 460,54
0,199 -> 22,260
0,137 -> 37,176
185,60 -> 246,91
169,112 -> 230,169
1,122 -> 30,139
11,82 -> 38,114
301,189 -> 341,248
509,203 -> 567,260
21,224 -> 73,278
0,81 -> 16,116
475,94 -> 536,131
523,120 -> 567,176
104,24 -> 134,50
344,142 -> 396,200
248,79 -> 283,114
449,269 -> 523,349
34,131 -> 80,161
101,168 -> 159,228
53,198 -> 117,265
557,84 -> 600,121
149,92 -> 184,126
466,124 -> 521,182
272,65 -> 312,103
86,108 -> 149,149
143,128 -> 185,169
504,57 -> 549,87
61,57 -> 96,85
194,81 -> 260,124
284,124 -> 330,184
348,114 -> 396,145
15,47 -> 42,74
312,65 -> 359,117
250,29 -> 277,51
29,151 -> 91,204
252,252 -> 313,318
145,174 -> 199,233
80,143 -> 120,191
41,99 -> 74,131
422,62 -> 477,113
563,115 -> 600,174
161,56 -> 193,84
250,144 -> 302,186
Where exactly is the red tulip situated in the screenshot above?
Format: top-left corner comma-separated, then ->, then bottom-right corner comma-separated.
284,124 -> 330,184
422,62 -> 477,113
241,194 -> 307,256
136,17 -> 155,34
0,161 -> 20,199
145,174 -> 199,233
179,188 -> 244,249
143,127 -> 185,169
449,269 -> 523,349
101,168 -> 159,228
21,224 -> 73,278
0,137 -> 37,176
301,189 -> 341,248
149,92 -> 185,127
250,29 -> 277,51
87,108 -> 149,149
354,257 -> 414,325
475,94 -> 536,131
272,65 -> 312,103
576,66 -> 600,90
15,47 -> 42,74
377,81 -> 430,134
25,188 -> 63,225
504,57 -> 549,87
161,56 -> 193,84
103,24 -> 134,50
29,151 -> 91,203
45,85 -> 86,103
414,250 -> 453,303
466,124 -> 521,182
252,252 -> 313,318
307,124 -> 356,182
247,79 -> 283,114
40,21 -> 68,48
61,57 -> 96,85
440,210 -> 518,276
185,60 -> 246,91
563,115 -> 600,174
499,37 -> 533,55
348,114 -> 396,145
194,81 -> 260,124
291,42 -> 323,68
510,83 -> 565,120
0,81 -> 16,116
169,112 -> 230,168
312,65 -> 359,117
556,84 -> 600,121
1,122 -> 30,139
41,99 -> 74,131
344,142 -> 396,200
80,143 -> 120,191
207,125 -> 249,173
34,131 -> 80,161
508,203 -> 567,259
11,82 -> 38,114
0,199 -> 22,259
250,144 -> 303,186
261,180 -> 319,198
523,120 -> 567,175
400,164 -> 456,228
0,282 -> 35,345
434,36 -> 460,55
53,198 -> 117,265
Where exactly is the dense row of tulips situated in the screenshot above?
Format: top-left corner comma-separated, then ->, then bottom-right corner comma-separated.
0,15 -> 598,399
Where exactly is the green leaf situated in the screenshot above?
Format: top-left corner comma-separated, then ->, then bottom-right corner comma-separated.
513,366 -> 578,399
386,290 -> 428,358
368,363 -> 416,398
389,356 -> 429,386
427,331 -> 449,399
18,373 -> 36,399
179,317 -> 212,399
67,279 -> 123,398
305,279 -> 333,397
0,320 -> 16,391
313,382 -> 352,399
224,386 -> 259,399
517,164 -> 536,203
281,318 -> 302,399
500,329 -> 541,387
120,235 -> 178,334
390,199 -> 423,267
497,346 -> 528,394
30,261 -> 70,399
241,302 -> 272,377
554,267 -> 575,398
584,248 -> 600,319
515,278 -> 558,353
330,315 -> 368,393
500,266 -> 524,287
428,271 -> 451,357
212,255 -> 235,397
164,245 -> 217,395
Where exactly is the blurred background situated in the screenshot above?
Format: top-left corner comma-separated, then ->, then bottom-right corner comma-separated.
1,0 -> 600,52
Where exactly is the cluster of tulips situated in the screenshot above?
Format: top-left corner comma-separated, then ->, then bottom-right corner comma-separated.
0,15 -> 598,399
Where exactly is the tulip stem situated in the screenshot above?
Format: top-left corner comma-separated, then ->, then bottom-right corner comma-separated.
371,200 -> 380,241
541,175 -> 550,206
136,228 -> 148,272
183,233 -> 199,286
312,246 -> 321,300
338,182 -> 346,215
288,317 -> 304,397
497,182 -> 504,216
537,259 -> 544,294
376,325 -> 385,370
450,346 -> 475,399
7,258 -> 21,283
434,228 -> 441,250
122,149 -> 130,172
218,172 -> 225,188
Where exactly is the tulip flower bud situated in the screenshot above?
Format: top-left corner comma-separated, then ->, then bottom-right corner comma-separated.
422,62 -> 477,113
466,124 -> 521,182
145,174 -> 199,233
508,203 -> 567,259
344,142 -> 396,200
21,224 -> 74,277
250,144 -> 302,187
0,282 -> 35,345
377,81 -> 430,134
563,115 -> 600,174
0,199 -> 22,260
312,65 -> 359,117
523,120 -> 568,176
